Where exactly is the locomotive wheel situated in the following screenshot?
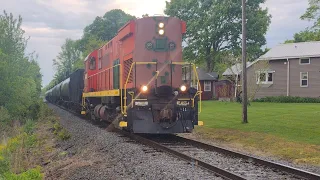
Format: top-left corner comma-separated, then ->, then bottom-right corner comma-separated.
90,110 -> 99,123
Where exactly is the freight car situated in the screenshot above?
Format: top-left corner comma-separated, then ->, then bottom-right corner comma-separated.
45,69 -> 84,112
46,16 -> 203,134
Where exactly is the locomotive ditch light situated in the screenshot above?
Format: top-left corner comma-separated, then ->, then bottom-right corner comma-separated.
141,85 -> 148,92
159,29 -> 164,35
159,22 -> 165,28
180,85 -> 187,92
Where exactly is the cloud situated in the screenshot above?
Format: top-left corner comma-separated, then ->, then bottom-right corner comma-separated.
0,0 -> 314,86
263,0 -> 313,48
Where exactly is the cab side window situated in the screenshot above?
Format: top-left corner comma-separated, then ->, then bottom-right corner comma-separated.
89,57 -> 96,70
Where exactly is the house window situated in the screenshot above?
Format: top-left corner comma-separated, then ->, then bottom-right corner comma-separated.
191,81 -> 198,90
204,81 -> 211,91
300,58 -> 310,65
256,71 -> 274,84
300,72 -> 308,87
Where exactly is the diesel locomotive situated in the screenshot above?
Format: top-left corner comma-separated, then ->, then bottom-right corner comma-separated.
45,16 -> 203,134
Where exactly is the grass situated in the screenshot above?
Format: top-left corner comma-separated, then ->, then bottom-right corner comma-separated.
196,101 -> 320,165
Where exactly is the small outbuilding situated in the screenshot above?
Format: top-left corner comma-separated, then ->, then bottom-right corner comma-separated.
184,67 -> 219,100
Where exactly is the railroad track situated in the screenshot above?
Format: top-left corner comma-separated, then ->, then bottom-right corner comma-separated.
50,103 -> 320,180
118,132 -> 320,180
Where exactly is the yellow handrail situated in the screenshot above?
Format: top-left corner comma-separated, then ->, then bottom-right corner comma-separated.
192,64 -> 202,113
123,62 -> 157,114
122,61 -> 202,114
86,64 -> 121,79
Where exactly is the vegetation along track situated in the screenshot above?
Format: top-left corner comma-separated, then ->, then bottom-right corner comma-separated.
50,103 -> 320,180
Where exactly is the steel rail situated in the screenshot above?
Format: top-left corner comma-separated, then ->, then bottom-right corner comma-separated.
116,130 -> 246,180
172,135 -> 320,180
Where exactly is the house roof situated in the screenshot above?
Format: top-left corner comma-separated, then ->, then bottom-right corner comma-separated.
259,41 -> 320,60
196,68 -> 219,80
222,62 -> 254,76
183,67 -> 218,81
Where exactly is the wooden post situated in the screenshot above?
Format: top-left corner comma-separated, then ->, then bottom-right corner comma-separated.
242,0 -> 248,123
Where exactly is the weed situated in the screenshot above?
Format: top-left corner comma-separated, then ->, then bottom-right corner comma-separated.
52,121 -> 70,141
53,123 -> 62,135
23,119 -> 36,135
58,129 -> 71,141
3,166 -> 43,180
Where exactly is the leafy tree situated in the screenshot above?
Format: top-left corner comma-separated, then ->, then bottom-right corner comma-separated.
284,0 -> 320,43
49,9 -> 136,88
83,9 -> 136,42
0,11 -> 42,119
52,38 -> 81,82
301,0 -> 320,28
284,28 -> 320,43
164,0 -> 271,72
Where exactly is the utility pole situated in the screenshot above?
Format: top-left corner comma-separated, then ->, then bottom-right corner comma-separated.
242,0 -> 248,123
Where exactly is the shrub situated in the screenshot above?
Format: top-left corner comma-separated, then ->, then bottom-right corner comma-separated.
0,106 -> 11,124
58,129 -> 71,141
3,166 -> 43,180
253,96 -> 320,103
23,119 -> 36,135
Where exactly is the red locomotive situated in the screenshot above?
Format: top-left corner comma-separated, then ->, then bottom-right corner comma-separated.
46,16 -> 203,134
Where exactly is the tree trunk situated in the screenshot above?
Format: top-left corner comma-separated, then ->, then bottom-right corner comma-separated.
205,47 -> 213,72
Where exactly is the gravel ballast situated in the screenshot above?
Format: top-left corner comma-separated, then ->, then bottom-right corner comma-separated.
164,141 -> 303,180
46,104 -> 223,180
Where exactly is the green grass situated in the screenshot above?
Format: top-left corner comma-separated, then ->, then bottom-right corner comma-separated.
200,101 -> 320,145
195,101 -> 320,165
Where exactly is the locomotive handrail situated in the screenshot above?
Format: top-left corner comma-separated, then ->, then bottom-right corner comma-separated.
86,64 -> 121,79
123,62 -> 157,114
123,61 -> 202,115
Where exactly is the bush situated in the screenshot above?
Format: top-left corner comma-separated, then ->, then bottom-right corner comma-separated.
3,166 -> 43,180
53,122 -> 70,140
0,106 -> 11,124
253,96 -> 320,103
22,119 -> 36,135
58,129 -> 71,141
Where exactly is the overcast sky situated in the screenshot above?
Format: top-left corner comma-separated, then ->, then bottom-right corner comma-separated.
1,0 -> 313,86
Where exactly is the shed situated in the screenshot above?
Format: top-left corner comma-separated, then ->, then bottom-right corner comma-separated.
183,67 -> 219,100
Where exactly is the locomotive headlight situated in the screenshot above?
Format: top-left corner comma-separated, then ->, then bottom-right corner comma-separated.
180,85 -> 187,92
159,29 -> 164,35
159,22 -> 164,28
141,85 -> 148,92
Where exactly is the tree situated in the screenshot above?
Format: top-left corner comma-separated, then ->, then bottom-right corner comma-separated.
301,0 -> 320,28
0,10 -> 42,119
284,0 -> 320,43
164,0 -> 271,72
52,38 -> 81,83
48,9 -> 136,88
284,28 -> 320,43
83,9 -> 136,42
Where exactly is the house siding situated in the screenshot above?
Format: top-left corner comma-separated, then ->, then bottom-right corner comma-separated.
289,57 -> 320,97
247,60 -> 287,99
